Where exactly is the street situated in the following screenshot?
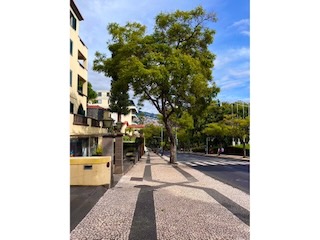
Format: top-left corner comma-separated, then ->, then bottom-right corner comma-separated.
165,152 -> 250,194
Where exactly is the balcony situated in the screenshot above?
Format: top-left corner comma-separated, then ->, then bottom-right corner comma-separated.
77,88 -> 86,97
77,75 -> 87,97
73,114 -> 88,126
78,61 -> 85,69
79,36 -> 88,49
70,114 -> 110,137
91,118 -> 100,127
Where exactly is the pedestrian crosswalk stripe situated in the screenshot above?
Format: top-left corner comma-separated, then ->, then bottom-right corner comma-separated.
183,160 -> 249,167
232,161 -> 249,165
202,161 -> 218,165
214,161 -> 228,165
225,162 -> 241,165
191,161 -> 207,166
184,162 -> 197,166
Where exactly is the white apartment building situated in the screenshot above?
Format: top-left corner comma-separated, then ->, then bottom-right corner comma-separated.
89,90 -> 140,132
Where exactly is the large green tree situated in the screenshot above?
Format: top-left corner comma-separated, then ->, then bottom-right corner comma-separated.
94,7 -> 219,163
108,80 -> 130,122
229,117 -> 250,157
203,122 -> 232,148
93,23 -> 145,122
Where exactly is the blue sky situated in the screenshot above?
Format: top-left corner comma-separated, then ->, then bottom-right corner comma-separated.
75,0 -> 249,113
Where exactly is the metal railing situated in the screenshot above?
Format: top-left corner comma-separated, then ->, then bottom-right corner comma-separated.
73,114 -> 88,126
91,118 -> 100,127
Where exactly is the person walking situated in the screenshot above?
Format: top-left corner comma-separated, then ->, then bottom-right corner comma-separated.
217,144 -> 224,156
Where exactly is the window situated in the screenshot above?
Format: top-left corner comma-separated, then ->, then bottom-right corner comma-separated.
77,75 -> 85,95
70,138 -> 88,157
70,39 -> 73,55
77,104 -> 85,116
98,99 -> 102,104
98,92 -> 102,97
70,102 -> 74,114
107,92 -> 110,97
78,80 -> 83,94
70,11 -> 77,30
70,70 -> 72,87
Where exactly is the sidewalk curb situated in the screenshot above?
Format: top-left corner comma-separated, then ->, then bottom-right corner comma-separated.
189,152 -> 250,161
157,151 -> 250,162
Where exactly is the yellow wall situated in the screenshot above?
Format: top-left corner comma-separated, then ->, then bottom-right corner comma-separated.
70,156 -> 112,186
70,114 -> 109,136
70,6 -> 88,116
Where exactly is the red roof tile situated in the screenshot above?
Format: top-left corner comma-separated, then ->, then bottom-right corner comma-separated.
87,105 -> 107,110
127,124 -> 145,129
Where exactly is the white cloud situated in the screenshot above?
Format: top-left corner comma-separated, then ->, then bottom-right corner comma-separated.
74,0 -> 249,110
229,69 -> 250,78
231,19 -> 249,28
88,69 -> 111,91
214,55 -> 249,94
241,30 -> 250,36
229,18 -> 250,37
214,47 -> 249,69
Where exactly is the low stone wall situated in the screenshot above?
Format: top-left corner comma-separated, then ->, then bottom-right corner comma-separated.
70,156 -> 112,186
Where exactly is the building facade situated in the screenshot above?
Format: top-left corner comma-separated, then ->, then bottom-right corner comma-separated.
70,0 -> 87,116
69,0 -> 110,157
95,90 -> 111,109
89,90 -> 140,131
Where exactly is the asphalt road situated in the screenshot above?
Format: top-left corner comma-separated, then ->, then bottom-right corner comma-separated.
174,152 -> 250,194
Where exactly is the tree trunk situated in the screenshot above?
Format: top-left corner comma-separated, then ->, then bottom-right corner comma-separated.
242,141 -> 246,158
170,139 -> 177,164
164,120 -> 177,164
117,112 -> 121,123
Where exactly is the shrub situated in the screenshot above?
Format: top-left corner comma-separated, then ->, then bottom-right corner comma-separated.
192,147 -> 206,153
96,145 -> 103,156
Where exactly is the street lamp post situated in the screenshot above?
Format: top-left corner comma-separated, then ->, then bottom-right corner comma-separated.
206,137 -> 215,154
175,126 -> 178,161
160,126 -> 163,155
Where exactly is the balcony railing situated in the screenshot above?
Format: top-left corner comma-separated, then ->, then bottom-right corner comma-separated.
77,87 -> 87,97
91,118 -> 100,127
73,114 -> 88,126
79,36 -> 88,49
78,61 -> 85,69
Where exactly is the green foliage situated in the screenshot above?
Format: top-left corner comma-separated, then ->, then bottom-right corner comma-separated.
228,117 -> 250,143
93,6 -> 219,163
232,144 -> 250,150
109,80 -> 130,121
93,23 -> 145,120
123,135 -> 135,142
191,146 -> 206,153
95,145 -> 103,156
202,122 -> 232,145
124,127 -> 135,141
143,124 -> 162,147
87,82 -> 98,103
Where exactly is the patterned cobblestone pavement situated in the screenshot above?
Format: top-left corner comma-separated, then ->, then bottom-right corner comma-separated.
70,150 -> 249,240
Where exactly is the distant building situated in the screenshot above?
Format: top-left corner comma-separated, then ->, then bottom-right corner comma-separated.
89,91 -> 141,133
94,90 -> 111,109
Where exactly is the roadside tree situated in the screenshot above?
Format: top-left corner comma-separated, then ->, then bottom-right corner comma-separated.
93,23 -> 144,122
202,122 -> 232,151
229,117 -> 250,157
93,7 -> 219,163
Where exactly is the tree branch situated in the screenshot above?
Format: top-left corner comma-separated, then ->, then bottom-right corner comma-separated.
143,87 -> 161,113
